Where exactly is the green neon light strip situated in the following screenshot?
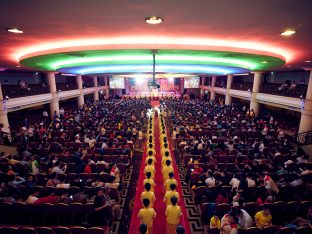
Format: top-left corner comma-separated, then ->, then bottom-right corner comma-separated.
20,49 -> 285,71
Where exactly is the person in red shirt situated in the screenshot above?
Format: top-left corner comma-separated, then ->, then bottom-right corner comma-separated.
84,160 -> 92,174
193,161 -> 204,174
34,192 -> 60,205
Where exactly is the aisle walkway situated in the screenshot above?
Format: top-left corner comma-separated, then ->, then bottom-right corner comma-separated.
129,101 -> 190,233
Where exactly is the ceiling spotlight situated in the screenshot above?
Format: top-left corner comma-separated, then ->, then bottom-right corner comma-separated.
6,28 -> 24,34
262,61 -> 268,64
16,65 -> 20,68
145,16 -> 163,25
305,60 -> 311,63
280,29 -> 296,36
286,65 -> 291,68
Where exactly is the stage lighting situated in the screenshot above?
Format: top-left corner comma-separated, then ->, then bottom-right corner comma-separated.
135,76 -> 144,84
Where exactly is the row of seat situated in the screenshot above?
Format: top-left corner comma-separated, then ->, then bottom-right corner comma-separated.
0,226 -> 105,234
206,226 -> 311,234
199,200 -> 312,226
0,202 -> 96,226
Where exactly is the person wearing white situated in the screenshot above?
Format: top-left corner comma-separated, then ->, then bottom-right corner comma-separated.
236,209 -> 253,228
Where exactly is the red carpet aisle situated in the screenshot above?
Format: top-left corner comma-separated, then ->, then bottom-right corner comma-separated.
151,109 -> 167,233
129,101 -> 190,233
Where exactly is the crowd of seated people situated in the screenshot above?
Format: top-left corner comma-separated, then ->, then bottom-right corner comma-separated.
162,98 -> 311,234
0,98 -> 151,232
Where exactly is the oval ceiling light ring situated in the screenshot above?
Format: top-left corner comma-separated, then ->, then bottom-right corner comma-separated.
19,49 -> 285,73
56,64 -> 250,75
15,36 -> 292,63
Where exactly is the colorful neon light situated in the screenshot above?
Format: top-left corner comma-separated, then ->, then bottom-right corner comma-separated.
50,55 -> 257,70
15,36 -> 292,62
77,65 -> 231,75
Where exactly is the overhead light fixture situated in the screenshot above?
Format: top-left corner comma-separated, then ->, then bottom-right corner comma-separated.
262,61 -> 268,64
305,60 -> 311,63
6,28 -> 24,34
280,29 -> 296,36
145,16 -> 163,25
16,65 -> 20,68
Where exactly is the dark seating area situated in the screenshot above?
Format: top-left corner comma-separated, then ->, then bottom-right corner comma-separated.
231,83 -> 253,92
2,84 -> 50,99
55,83 -> 78,92
260,84 -> 307,98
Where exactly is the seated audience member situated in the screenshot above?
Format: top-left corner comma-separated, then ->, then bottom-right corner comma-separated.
210,211 -> 221,229
34,192 -> 60,205
25,190 -> 40,204
234,208 -> 253,228
220,210 -> 238,234
138,198 -> 156,234
94,188 -> 111,227
255,204 -> 272,229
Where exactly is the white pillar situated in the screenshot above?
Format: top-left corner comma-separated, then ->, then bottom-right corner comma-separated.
76,75 -> 84,106
210,76 -> 216,101
225,74 -> 233,105
0,83 -> 9,129
93,76 -> 99,101
47,72 -> 59,118
250,72 -> 262,116
299,70 -> 312,134
105,76 -> 109,99
200,76 -> 205,99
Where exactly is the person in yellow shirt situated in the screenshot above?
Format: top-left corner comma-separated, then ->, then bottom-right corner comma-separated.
144,172 -> 156,192
141,183 -> 156,207
162,160 -> 174,181
210,211 -> 221,229
165,196 -> 182,234
144,158 -> 155,177
164,184 -> 180,205
138,198 -> 156,234
146,151 -> 157,165
162,152 -> 172,168
160,130 -> 167,141
161,149 -> 171,158
164,172 -> 178,191
255,205 -> 272,229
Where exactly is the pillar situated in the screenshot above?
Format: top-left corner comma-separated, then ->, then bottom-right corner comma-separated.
200,77 -> 205,99
47,72 -> 59,118
299,70 -> 312,134
0,82 -> 9,129
93,76 -> 99,101
105,76 -> 109,99
210,76 -> 216,101
76,74 -> 84,106
250,72 -> 262,116
225,74 -> 233,105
